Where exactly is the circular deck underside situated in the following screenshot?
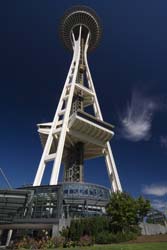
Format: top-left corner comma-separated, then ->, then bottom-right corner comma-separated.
60,5 -> 102,52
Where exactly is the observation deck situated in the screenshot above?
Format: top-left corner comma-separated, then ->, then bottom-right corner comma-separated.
37,110 -> 114,161
60,5 -> 102,51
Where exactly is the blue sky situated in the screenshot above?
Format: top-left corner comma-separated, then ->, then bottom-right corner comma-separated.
0,0 -> 167,212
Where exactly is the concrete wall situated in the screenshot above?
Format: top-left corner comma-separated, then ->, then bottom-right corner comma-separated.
140,222 -> 167,235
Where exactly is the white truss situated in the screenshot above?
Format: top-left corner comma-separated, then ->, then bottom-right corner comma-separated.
33,26 -> 122,192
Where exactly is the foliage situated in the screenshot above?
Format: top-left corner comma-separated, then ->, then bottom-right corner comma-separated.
78,235 -> 94,246
136,196 -> 151,222
95,231 -> 137,244
60,195 -> 148,246
53,235 -> 65,248
111,231 -> 137,243
95,231 -> 113,244
106,192 -> 151,233
63,240 -> 77,248
9,235 -> 65,249
60,216 -> 110,242
9,236 -> 40,249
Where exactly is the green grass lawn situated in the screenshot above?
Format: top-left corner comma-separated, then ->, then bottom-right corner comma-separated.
57,242 -> 167,250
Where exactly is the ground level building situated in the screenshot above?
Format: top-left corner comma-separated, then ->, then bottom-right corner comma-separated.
0,182 -> 110,246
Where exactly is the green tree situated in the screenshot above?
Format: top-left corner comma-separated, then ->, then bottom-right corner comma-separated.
106,192 -> 151,233
136,196 -> 151,222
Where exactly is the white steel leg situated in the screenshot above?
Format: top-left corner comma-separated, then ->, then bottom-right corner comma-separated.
84,35 -> 122,192
105,142 -> 122,192
49,27 -> 82,185
33,29 -> 81,186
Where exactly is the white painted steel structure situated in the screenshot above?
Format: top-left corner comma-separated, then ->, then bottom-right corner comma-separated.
33,7 -> 122,192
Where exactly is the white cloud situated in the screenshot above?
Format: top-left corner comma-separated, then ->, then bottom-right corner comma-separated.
151,199 -> 166,211
142,184 -> 167,196
119,90 -> 158,142
160,136 -> 167,148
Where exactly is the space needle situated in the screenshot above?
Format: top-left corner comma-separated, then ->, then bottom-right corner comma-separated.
0,7 -> 123,246
33,5 -> 122,192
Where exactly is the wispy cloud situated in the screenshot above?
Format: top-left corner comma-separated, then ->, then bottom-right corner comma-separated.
151,199 -> 166,210
160,136 -> 167,148
142,184 -> 167,211
142,184 -> 167,196
119,90 -> 159,142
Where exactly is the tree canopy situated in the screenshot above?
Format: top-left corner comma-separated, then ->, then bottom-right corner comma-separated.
106,192 -> 151,233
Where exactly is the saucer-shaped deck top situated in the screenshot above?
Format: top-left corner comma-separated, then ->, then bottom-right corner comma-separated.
60,5 -> 102,52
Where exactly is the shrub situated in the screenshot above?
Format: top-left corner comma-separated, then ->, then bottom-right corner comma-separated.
95,231 -> 137,244
129,225 -> 141,235
79,235 -> 94,246
41,238 -> 55,249
112,231 -> 137,243
59,216 -> 139,246
63,240 -> 77,248
95,231 -> 113,244
53,236 -> 65,248
60,227 -> 70,239
10,237 -> 39,249
9,235 -> 66,249
62,216 -> 110,241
